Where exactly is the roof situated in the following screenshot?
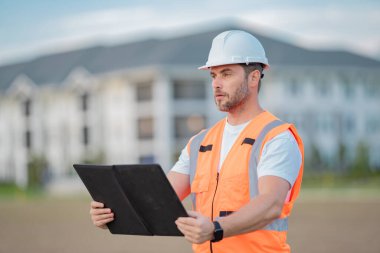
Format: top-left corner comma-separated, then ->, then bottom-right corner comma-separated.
1,24 -> 380,90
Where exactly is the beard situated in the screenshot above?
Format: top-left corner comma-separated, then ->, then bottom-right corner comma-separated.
214,79 -> 250,112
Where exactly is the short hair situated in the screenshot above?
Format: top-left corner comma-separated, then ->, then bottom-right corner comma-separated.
239,63 -> 264,93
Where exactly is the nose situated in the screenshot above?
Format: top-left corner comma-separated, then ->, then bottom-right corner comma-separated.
212,77 -> 221,89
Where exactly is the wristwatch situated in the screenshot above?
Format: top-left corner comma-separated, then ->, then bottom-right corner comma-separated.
211,221 -> 224,242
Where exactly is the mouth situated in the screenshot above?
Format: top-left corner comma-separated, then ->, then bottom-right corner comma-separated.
214,92 -> 226,100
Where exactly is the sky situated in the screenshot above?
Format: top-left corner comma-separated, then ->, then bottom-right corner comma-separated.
0,0 -> 379,66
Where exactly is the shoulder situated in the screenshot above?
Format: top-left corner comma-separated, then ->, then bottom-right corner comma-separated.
262,130 -> 301,158
258,130 -> 302,187
269,130 -> 295,142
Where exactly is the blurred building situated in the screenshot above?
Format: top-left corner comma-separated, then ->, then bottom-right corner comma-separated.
0,24 -> 380,188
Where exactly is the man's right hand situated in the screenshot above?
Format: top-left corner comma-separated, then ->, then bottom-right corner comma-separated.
90,201 -> 114,229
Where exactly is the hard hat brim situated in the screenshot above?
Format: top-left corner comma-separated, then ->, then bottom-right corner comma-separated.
198,63 -> 270,70
198,64 -> 210,70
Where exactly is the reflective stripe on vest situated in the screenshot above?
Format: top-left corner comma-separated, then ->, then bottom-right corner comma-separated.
248,120 -> 283,198
189,129 -> 209,210
189,120 -> 288,232
266,217 -> 288,232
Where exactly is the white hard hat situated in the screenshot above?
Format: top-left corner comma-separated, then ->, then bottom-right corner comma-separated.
198,30 -> 269,70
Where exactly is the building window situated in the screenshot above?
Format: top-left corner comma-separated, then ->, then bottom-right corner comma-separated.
24,98 -> 32,116
174,115 -> 205,138
340,75 -> 354,99
317,114 -> 336,133
364,83 -> 379,98
83,126 -> 89,146
317,78 -> 329,97
136,81 -> 153,102
25,130 -> 32,149
344,116 -> 355,133
138,117 -> 154,140
366,118 -> 380,134
139,155 -> 155,164
81,93 -> 89,111
173,79 -> 206,99
342,83 -> 354,99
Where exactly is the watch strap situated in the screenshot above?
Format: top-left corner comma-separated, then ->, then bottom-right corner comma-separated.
211,221 -> 223,242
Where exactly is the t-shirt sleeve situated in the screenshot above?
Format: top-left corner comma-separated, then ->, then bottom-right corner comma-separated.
257,130 -> 302,187
170,144 -> 190,175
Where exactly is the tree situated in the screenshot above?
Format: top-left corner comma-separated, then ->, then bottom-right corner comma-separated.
350,141 -> 372,178
336,141 -> 347,173
307,143 -> 323,172
27,154 -> 48,188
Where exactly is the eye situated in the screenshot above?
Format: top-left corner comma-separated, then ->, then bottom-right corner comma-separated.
222,72 -> 231,78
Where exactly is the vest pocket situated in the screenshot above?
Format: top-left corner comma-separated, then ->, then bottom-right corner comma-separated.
191,178 -> 209,213
191,178 -> 209,193
219,173 -> 250,211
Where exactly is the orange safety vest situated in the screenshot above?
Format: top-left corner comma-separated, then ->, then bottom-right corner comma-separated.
187,111 -> 304,253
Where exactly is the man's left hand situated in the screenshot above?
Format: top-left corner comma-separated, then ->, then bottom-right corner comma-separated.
175,210 -> 214,244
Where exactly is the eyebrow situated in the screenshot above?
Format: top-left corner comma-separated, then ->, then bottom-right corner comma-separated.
210,68 -> 233,76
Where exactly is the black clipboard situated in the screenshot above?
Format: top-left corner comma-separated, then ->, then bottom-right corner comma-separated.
73,164 -> 188,236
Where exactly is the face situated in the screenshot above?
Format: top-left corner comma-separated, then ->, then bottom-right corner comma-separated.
210,64 -> 250,112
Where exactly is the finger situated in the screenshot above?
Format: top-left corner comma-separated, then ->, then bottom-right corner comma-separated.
93,213 -> 114,222
184,235 -> 196,243
177,225 -> 200,241
176,219 -> 196,230
176,217 -> 198,226
176,220 -> 201,236
94,217 -> 114,227
184,230 -> 208,245
184,233 -> 205,244
176,223 -> 188,235
93,215 -> 114,224
91,201 -> 104,208
176,221 -> 193,233
90,208 -> 112,215
176,220 -> 194,235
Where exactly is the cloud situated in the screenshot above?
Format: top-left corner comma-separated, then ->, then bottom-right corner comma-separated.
59,7 -> 157,35
0,5 -> 230,64
0,2 -> 379,65
56,5 -> 236,39
240,6 -> 380,59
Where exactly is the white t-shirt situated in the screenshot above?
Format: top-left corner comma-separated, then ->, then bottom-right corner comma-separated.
171,119 -> 302,188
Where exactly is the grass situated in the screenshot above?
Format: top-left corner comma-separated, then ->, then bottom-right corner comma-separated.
299,174 -> 380,200
0,183 -> 45,199
302,174 -> 380,189
1,174 -> 379,200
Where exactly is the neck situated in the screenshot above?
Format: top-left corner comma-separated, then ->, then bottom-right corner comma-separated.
226,101 -> 264,126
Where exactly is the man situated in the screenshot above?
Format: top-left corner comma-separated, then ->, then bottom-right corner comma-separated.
90,30 -> 304,253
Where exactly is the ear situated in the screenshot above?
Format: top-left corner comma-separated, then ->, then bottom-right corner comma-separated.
248,70 -> 261,87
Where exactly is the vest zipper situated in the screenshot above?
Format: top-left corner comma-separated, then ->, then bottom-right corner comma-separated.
210,172 -> 220,253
